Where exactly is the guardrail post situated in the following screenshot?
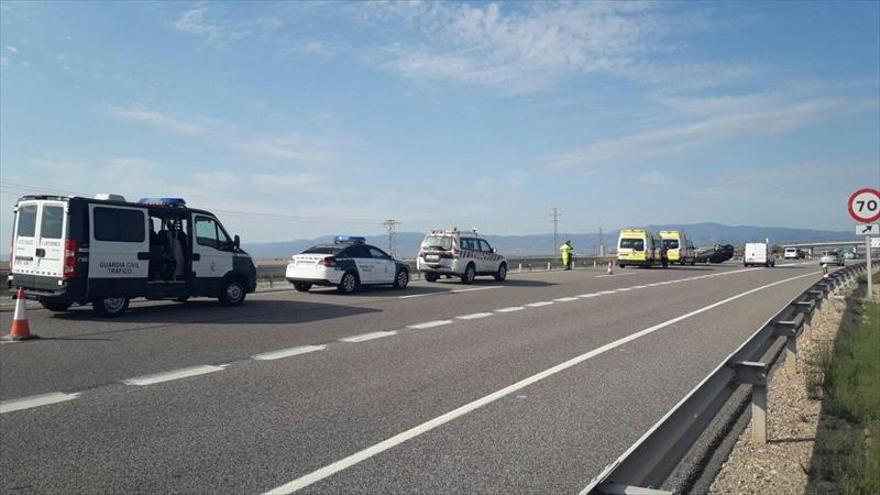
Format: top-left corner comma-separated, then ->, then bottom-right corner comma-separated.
796,300 -> 815,341
734,361 -> 768,444
547,262 -> 551,271
518,263 -> 522,273
774,314 -> 803,374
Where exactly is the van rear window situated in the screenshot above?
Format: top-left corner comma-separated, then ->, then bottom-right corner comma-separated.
662,239 -> 679,249
16,204 -> 37,237
41,206 -> 64,239
619,238 -> 644,251
94,207 -> 145,242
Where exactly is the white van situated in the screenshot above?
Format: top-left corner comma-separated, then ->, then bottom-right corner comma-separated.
416,229 -> 507,284
8,195 -> 257,316
744,242 -> 776,267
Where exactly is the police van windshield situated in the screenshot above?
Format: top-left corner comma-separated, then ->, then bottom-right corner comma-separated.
304,245 -> 345,255
619,238 -> 644,251
422,235 -> 453,250
662,239 -> 679,249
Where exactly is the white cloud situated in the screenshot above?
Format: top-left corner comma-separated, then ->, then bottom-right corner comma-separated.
545,97 -> 845,169
4,46 -> 18,53
109,106 -> 206,136
230,133 -> 340,165
174,8 -> 220,38
173,5 -> 282,43
638,171 -> 670,185
358,2 -> 742,94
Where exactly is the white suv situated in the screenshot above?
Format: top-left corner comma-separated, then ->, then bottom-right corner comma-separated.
416,229 -> 507,284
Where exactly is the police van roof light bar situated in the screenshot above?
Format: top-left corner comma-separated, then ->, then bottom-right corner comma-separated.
138,198 -> 187,207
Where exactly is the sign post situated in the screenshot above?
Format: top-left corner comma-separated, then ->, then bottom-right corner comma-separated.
848,188 -> 880,300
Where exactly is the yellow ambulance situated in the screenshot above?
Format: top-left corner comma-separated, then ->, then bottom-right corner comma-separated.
659,230 -> 696,265
617,228 -> 660,268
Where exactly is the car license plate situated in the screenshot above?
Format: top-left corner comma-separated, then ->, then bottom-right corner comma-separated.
426,254 -> 439,261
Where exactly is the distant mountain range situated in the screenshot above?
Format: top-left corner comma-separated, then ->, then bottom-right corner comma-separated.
243,222 -> 862,259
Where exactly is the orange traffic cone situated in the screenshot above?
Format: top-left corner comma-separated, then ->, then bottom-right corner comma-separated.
7,287 -> 36,341
607,260 -> 614,275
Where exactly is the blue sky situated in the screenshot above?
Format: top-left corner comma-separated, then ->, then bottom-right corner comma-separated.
1,1 -> 878,243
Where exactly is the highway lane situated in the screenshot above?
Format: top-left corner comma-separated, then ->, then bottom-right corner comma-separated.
0,262 -> 827,493
1,263 -> 771,401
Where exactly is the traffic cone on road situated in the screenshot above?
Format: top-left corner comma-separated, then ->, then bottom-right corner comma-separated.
6,288 -> 36,341
607,260 -> 614,275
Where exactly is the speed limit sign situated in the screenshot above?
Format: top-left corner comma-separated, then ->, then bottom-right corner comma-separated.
848,188 -> 880,223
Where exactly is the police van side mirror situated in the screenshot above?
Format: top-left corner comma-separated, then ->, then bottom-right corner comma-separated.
234,235 -> 240,250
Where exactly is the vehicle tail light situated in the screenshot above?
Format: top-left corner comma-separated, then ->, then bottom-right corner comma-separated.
439,252 -> 454,259
63,239 -> 77,279
318,256 -> 336,267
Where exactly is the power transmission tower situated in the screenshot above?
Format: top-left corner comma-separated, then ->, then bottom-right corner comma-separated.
550,207 -> 560,254
382,219 -> 400,257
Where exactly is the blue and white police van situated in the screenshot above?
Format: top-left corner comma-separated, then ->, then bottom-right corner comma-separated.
285,236 -> 410,293
8,194 -> 257,317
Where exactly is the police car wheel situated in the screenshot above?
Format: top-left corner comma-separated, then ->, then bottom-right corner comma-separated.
293,282 -> 312,292
494,263 -> 507,282
338,272 -> 358,294
393,270 -> 409,289
93,296 -> 129,317
425,273 -> 439,283
219,279 -> 246,306
461,264 -> 476,284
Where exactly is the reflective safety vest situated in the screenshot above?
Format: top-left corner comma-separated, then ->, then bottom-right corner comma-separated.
560,244 -> 573,258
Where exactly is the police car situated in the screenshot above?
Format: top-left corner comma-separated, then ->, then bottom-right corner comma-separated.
285,236 -> 411,293
416,228 -> 507,284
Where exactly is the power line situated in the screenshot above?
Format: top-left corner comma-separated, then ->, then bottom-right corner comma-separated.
382,219 -> 400,257
550,207 -> 560,254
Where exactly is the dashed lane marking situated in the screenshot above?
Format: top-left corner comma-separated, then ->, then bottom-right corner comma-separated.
397,286 -> 502,299
525,301 -> 554,307
494,306 -> 525,313
253,345 -> 326,361
123,365 -> 224,386
1,392 -> 80,414
456,312 -> 494,320
407,320 -> 454,330
339,331 -> 397,343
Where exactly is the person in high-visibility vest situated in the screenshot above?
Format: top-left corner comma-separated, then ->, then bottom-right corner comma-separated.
560,240 -> 574,271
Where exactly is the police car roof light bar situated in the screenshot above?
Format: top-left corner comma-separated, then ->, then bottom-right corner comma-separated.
138,198 -> 187,207
335,235 -> 366,244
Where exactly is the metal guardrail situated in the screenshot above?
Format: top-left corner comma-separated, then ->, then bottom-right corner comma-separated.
584,261 -> 874,495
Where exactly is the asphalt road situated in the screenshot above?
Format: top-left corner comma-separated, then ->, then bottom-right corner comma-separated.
0,261 -> 827,494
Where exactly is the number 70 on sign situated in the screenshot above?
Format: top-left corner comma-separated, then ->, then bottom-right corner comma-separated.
848,188 -> 880,223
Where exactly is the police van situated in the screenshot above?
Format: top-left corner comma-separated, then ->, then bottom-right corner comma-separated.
8,194 -> 257,317
416,228 -> 507,284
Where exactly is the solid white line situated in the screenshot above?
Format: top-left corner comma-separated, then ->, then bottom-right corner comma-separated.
525,301 -> 554,307
263,270 -> 819,495
339,331 -> 397,343
616,288 -> 632,292
578,293 -> 599,298
398,286 -> 502,299
553,297 -> 580,302
253,345 -> 326,361
123,365 -> 224,386
407,320 -> 454,330
494,306 -> 525,313
597,290 -> 617,295
456,312 -> 494,320
1,392 -> 80,414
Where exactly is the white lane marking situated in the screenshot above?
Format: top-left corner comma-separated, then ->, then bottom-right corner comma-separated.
578,293 -> 599,298
1,392 -> 80,414
265,270 -> 820,495
632,285 -> 647,289
553,297 -> 580,302
397,286 -> 502,299
339,331 -> 397,343
456,312 -> 494,320
123,365 -> 224,386
253,345 -> 326,361
616,288 -> 632,292
494,306 -> 525,313
597,290 -> 617,295
579,270 -> 820,494
407,320 -> 454,330
525,301 -> 554,307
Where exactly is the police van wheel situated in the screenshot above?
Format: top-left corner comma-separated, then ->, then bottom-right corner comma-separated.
293,282 -> 312,292
461,264 -> 476,284
93,296 -> 129,317
219,279 -> 246,306
425,273 -> 439,283
494,263 -> 508,282
40,299 -> 72,312
393,270 -> 409,289
338,272 -> 359,294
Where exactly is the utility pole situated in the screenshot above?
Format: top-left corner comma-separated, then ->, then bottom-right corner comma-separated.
551,207 -> 561,255
382,219 -> 400,258
598,226 -> 603,257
